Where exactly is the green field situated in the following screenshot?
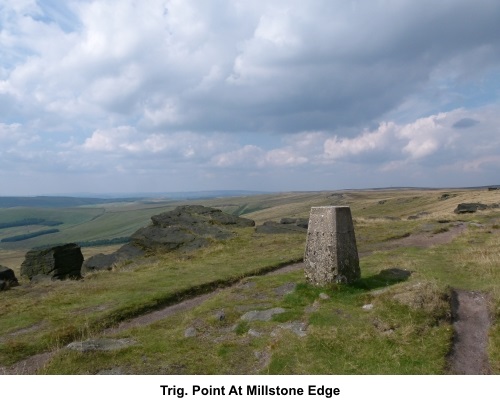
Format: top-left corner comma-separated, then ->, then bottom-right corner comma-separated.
0,188 -> 499,374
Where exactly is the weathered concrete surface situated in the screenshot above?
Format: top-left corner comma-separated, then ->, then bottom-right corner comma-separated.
304,206 -> 360,286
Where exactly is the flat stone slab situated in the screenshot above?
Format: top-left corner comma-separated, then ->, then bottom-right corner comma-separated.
66,338 -> 136,352
240,307 -> 285,322
274,282 -> 296,297
278,321 -> 308,337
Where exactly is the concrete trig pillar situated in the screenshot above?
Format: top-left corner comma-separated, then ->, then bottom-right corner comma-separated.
304,206 -> 360,286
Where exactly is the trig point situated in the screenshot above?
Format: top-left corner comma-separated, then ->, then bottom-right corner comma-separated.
304,206 -> 360,286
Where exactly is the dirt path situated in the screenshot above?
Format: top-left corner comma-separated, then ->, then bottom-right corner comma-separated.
386,222 -> 467,249
102,291 -> 220,335
447,289 -> 492,374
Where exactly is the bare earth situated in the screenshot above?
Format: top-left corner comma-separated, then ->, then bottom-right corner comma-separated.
1,223 -> 492,375
447,289 -> 491,374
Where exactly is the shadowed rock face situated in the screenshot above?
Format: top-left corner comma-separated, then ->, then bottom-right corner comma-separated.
82,205 -> 255,273
0,265 -> 19,291
20,243 -> 83,280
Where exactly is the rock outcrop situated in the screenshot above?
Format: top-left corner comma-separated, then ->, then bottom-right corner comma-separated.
454,203 -> 488,214
82,205 -> 255,273
82,243 -> 144,273
0,265 -> 19,291
20,243 -> 83,280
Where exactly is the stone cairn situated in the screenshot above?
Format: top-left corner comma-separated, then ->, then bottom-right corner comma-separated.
304,206 -> 360,286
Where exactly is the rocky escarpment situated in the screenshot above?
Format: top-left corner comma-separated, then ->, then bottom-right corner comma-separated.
20,243 -> 84,281
82,205 -> 255,273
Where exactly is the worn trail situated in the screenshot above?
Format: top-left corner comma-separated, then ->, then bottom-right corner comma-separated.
447,289 -> 491,374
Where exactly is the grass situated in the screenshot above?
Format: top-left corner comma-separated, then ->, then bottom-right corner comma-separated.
1,187 -> 499,374
0,229 -> 305,366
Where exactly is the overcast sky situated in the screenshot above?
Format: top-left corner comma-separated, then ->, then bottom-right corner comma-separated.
1,0 -> 499,195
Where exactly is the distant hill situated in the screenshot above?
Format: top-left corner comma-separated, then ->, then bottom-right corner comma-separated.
0,196 -> 140,208
0,191 -> 269,208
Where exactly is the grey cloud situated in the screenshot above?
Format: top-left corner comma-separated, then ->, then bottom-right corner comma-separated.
452,118 -> 480,129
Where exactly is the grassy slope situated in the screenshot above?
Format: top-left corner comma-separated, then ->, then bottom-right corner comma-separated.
0,188 -> 499,374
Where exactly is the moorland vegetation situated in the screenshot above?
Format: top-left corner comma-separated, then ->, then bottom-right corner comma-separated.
0,187 -> 499,374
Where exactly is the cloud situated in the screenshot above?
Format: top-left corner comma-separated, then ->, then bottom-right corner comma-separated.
1,1 -> 500,193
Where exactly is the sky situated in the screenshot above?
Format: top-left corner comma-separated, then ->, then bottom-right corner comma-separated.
1,0 -> 500,196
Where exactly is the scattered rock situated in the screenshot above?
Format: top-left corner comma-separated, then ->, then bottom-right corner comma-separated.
214,310 -> 225,321
274,282 -> 296,297
362,304 -> 374,310
278,321 -> 308,337
305,300 -> 321,313
255,220 -> 307,234
96,367 -> 125,375
377,268 -> 412,282
20,243 -> 83,281
248,329 -> 262,337
440,193 -> 457,200
407,212 -> 430,220
0,265 -> 19,291
373,318 -> 395,336
454,203 -> 488,214
66,338 -> 136,352
240,307 -> 285,322
184,327 -> 197,338
253,349 -> 271,371
319,293 -> 330,300
279,218 -> 309,228
333,308 -> 351,318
